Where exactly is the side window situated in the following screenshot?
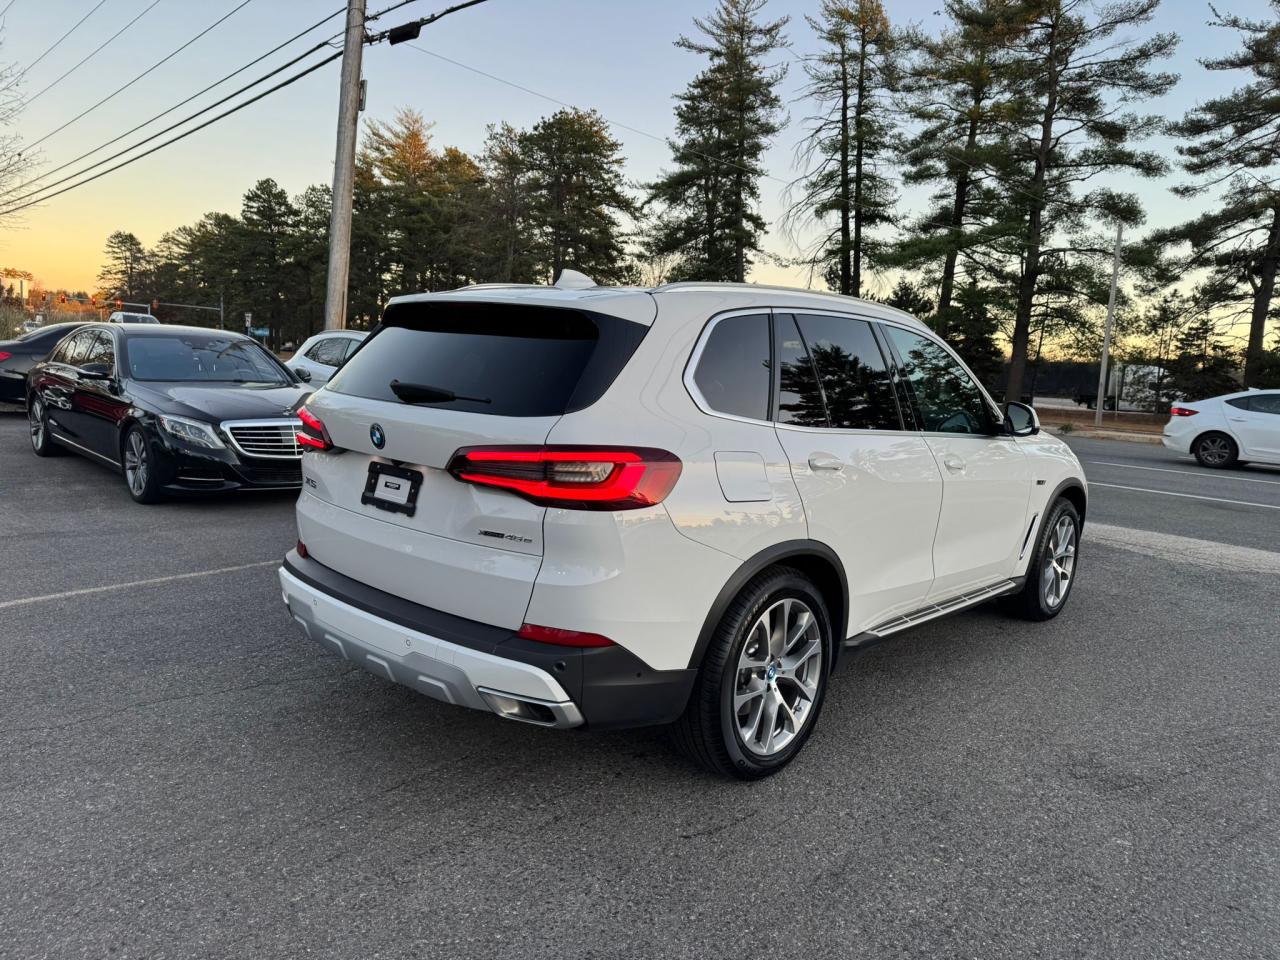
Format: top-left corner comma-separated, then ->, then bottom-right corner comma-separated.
884,325 -> 995,434
795,314 -> 901,430
775,314 -> 827,426
1226,397 -> 1251,411
61,331 -> 94,367
84,331 -> 116,370
306,337 -> 345,366
49,334 -> 76,364
339,337 -> 361,361
1251,394 -> 1280,415
691,314 -> 771,421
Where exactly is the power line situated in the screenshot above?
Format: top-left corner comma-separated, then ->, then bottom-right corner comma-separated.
22,0 -> 164,109
0,51 -> 341,217
5,0 -> 408,205
0,0 -> 20,20
0,0 -> 113,95
5,28 -> 341,203
19,0 -> 258,155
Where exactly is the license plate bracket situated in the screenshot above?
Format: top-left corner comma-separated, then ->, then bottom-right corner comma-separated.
361,461 -> 424,517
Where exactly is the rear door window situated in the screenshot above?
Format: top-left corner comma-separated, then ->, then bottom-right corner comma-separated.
794,314 -> 901,431
775,314 -> 827,427
1251,394 -> 1280,415
691,313 -> 771,421
328,302 -> 645,418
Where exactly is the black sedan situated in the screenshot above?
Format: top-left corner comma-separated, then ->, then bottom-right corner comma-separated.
27,323 -> 313,503
1,322 -> 90,403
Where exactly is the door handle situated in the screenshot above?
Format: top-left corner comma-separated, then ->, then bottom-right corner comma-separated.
943,454 -> 966,473
808,454 -> 844,472
1229,417 -> 1248,422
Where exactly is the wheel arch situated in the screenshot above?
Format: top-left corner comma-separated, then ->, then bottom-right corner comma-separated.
1052,478 -> 1087,528
687,540 -> 849,673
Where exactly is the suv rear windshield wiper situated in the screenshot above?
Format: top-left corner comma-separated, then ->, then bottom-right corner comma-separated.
389,379 -> 491,405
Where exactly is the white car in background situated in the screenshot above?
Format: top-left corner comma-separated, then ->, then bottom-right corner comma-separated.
287,330 -> 366,385
1163,389 -> 1280,468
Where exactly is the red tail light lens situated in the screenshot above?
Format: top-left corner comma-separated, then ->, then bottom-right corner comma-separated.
448,446 -> 682,510
296,539 -> 309,558
0,351 -> 11,361
1170,406 -> 1198,417
296,406 -> 332,450
517,622 -> 615,648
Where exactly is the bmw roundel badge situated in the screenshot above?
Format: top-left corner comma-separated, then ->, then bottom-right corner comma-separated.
370,423 -> 386,449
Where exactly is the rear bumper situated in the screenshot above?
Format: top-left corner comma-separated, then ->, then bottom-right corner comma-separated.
279,551 -> 695,730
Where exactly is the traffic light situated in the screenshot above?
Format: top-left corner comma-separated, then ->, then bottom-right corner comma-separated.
114,299 -> 123,309
151,299 -> 159,313
90,296 -> 97,306
59,294 -> 67,304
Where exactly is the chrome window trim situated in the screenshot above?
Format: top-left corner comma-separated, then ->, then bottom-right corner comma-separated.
220,417 -> 304,460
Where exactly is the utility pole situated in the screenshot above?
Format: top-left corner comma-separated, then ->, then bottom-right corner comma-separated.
324,0 -> 367,331
1094,222 -> 1124,428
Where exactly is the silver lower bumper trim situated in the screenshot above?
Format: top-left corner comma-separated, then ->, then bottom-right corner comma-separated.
279,567 -> 583,729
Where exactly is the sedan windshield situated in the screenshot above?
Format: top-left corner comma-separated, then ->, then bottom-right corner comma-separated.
123,334 -> 290,384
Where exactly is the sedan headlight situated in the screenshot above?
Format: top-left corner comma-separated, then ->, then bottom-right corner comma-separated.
158,415 -> 225,449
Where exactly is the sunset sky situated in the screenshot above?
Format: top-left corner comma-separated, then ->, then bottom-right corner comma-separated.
0,0 -> 1269,297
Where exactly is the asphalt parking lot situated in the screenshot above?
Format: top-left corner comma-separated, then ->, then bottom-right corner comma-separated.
1,413 -> 1277,959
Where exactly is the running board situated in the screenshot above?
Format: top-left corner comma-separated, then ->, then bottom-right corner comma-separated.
846,579 -> 1021,646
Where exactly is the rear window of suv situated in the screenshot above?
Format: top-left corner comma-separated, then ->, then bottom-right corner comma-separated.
326,301 -> 647,418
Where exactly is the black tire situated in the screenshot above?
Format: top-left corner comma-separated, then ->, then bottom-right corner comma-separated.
1193,432 -> 1238,469
1000,497 -> 1081,622
672,567 -> 832,780
27,396 -> 61,457
122,425 -> 164,504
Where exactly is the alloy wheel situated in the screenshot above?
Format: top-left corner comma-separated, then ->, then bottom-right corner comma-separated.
734,597 -> 823,757
124,431 -> 149,496
1198,436 -> 1231,466
1042,514 -> 1077,609
28,399 -> 44,450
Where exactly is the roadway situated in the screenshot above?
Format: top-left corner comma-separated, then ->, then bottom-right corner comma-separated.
1,414 -> 1276,959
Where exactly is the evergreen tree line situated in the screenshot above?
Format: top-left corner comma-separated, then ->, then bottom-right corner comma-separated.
93,0 -> 1280,394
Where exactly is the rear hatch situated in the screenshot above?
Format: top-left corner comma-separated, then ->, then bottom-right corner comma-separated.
295,295 -> 650,628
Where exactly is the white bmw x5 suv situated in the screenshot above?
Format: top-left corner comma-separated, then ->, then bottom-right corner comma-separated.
279,278 -> 1087,778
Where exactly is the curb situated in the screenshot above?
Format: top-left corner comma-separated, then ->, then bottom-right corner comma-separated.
1055,429 -> 1162,444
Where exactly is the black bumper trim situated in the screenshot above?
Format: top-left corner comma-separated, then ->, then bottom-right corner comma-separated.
282,552 -> 696,730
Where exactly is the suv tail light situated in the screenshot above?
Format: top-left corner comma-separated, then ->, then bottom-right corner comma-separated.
296,406 -> 333,450
0,351 -> 11,361
448,446 -> 682,510
1170,406 -> 1198,417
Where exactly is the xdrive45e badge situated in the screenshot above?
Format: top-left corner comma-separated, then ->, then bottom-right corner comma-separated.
370,423 -> 385,449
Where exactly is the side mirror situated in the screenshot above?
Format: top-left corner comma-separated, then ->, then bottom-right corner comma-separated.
294,367 -> 312,383
79,363 -> 112,380
1003,401 -> 1040,437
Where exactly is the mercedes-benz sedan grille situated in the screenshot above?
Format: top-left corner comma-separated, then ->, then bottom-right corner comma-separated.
222,420 -> 303,460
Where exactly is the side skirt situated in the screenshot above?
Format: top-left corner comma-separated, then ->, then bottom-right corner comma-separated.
844,577 -> 1025,651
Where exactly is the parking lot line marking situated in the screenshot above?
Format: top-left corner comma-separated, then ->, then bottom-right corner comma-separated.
1087,460 -> 1280,485
1088,522 -> 1280,575
0,560 -> 279,611
1090,481 -> 1280,510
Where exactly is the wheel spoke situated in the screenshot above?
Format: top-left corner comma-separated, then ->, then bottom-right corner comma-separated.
780,636 -> 820,676
735,676 -> 766,712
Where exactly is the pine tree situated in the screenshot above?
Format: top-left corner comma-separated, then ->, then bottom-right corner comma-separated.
1155,1 -> 1280,387
648,0 -> 788,282
1000,0 -> 1178,401
239,178 -> 299,347
785,0 -> 897,296
97,231 -> 150,299
520,108 -> 635,283
891,0 -> 1025,322
476,122 -> 537,283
